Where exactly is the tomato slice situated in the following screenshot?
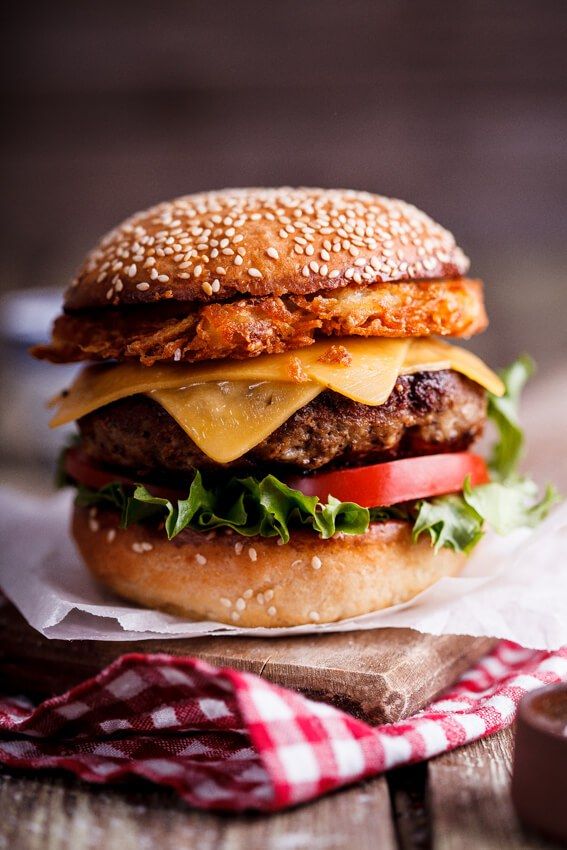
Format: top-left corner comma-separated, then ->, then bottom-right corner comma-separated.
65,447 -> 489,510
285,453 -> 489,508
64,447 -> 184,502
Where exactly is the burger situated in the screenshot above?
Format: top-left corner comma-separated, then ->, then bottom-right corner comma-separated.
34,188 -> 556,627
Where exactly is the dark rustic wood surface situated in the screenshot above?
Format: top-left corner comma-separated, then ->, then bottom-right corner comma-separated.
0,601 -> 494,724
1,729 -> 562,849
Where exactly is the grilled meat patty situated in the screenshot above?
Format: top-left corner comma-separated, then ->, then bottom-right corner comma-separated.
77,369 -> 486,477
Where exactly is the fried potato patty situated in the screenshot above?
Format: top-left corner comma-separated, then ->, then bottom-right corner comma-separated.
34,278 -> 486,366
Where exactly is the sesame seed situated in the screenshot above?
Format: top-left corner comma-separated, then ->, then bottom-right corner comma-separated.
248,267 -> 262,278
309,611 -> 320,622
248,547 -> 258,562
195,553 -> 207,565
234,255 -> 243,266
211,279 -> 221,293
256,593 -> 265,605
243,588 -> 253,599
106,528 -> 116,543
235,598 -> 246,612
201,281 -> 213,296
220,597 -> 232,608
231,611 -> 240,622
173,347 -> 182,361
136,282 -> 150,291
267,606 -> 277,617
234,541 -> 243,555
264,589 -> 274,601
78,189 -> 466,303
216,266 -> 226,275
88,518 -> 100,533
311,555 -> 322,569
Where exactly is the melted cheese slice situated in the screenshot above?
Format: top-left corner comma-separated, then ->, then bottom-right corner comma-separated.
299,339 -> 410,405
49,337 -> 504,462
401,339 -> 505,396
152,382 -> 321,463
49,338 -> 410,427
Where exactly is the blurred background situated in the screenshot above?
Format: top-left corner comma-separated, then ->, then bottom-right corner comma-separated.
1,0 -> 566,485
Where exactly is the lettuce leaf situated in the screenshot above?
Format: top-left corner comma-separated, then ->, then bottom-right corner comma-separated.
413,356 -> 560,551
77,472 -> 373,543
487,354 -> 534,481
413,476 -> 559,553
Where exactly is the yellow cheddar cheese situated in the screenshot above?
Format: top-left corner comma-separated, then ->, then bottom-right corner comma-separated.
400,338 -> 505,397
49,337 -> 504,462
152,381 -> 321,464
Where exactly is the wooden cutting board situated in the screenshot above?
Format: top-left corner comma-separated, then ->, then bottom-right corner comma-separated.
0,601 -> 494,724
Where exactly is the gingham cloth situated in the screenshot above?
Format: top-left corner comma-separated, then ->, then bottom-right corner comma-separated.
0,641 -> 566,811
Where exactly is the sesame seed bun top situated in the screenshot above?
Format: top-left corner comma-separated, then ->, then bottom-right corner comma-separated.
65,187 -> 470,310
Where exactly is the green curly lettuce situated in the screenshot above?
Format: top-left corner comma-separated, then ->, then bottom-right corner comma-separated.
75,472 -> 373,543
412,356 -> 560,552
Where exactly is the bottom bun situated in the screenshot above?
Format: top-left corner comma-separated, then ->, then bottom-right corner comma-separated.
73,505 -> 466,627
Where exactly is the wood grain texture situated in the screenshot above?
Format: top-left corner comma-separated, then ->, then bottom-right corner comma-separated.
0,769 -> 396,850
0,601 -> 494,724
0,733 -> 558,849
428,729 -> 564,850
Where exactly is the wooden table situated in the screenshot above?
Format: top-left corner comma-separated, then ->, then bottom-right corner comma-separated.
0,728 -> 563,849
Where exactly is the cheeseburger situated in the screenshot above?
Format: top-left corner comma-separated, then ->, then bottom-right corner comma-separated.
34,188 -> 555,626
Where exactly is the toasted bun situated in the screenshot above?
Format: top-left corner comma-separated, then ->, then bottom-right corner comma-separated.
65,188 -> 470,311
73,505 -> 466,627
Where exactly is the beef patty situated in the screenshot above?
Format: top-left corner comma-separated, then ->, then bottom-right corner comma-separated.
77,370 -> 486,477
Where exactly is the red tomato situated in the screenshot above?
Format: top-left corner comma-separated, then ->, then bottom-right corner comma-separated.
64,448 -> 183,502
285,453 -> 489,508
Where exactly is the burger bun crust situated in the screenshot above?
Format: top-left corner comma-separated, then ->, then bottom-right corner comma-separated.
65,187 -> 470,311
73,505 -> 466,627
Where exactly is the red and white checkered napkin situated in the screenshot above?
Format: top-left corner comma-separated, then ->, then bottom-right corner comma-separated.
1,642 -> 566,811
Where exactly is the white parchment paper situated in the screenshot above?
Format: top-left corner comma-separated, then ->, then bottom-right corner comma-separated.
0,486 -> 565,649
